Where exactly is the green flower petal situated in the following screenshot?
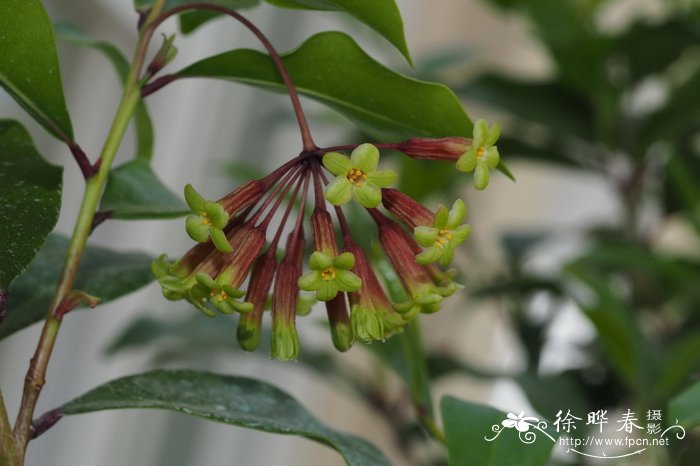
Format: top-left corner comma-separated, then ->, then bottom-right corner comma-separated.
456,148 -> 477,173
485,121 -> 501,146
484,146 -> 500,169
317,280 -> 338,301
416,247 -> 443,265
474,162 -> 490,190
351,305 -> 384,342
354,182 -> 382,208
334,252 -> 356,270
322,151 -> 352,176
416,292 -> 444,305
439,245 -> 456,267
185,215 -> 209,242
151,254 -> 172,279
191,299 -> 217,317
447,199 -> 467,228
206,201 -> 229,228
184,184 -> 206,211
434,205 -> 449,229
452,224 -> 472,242
350,143 -> 379,172
223,285 -> 245,298
213,300 -> 235,314
367,170 -> 397,188
195,272 -> 217,289
210,228 -> 232,253
334,269 -> 361,292
189,284 -> 209,301
324,177 -> 353,206
233,300 -> 254,313
309,251 -> 333,270
472,119 -> 489,147
271,324 -> 300,361
298,270 -> 322,291
414,226 -> 438,247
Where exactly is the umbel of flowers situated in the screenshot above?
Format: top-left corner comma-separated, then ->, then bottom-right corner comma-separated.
153,120 -> 501,360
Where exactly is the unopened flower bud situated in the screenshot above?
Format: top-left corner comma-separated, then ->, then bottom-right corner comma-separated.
396,137 -> 471,161
238,252 -> 277,351
326,293 -> 354,352
381,188 -> 434,229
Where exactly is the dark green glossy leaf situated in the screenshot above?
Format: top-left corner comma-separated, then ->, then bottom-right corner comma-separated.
173,32 -> 472,140
104,315 -> 236,356
565,262 -> 660,395
613,18 -> 700,83
656,332 -> 700,400
461,75 -> 594,139
100,159 -> 188,219
55,23 -> 154,160
0,121 -> 62,290
59,369 -> 393,466
669,380 -> 700,429
516,373 -> 590,423
264,0 -> 411,63
635,68 -> 700,153
0,0 -> 73,140
0,235 -> 154,340
134,0 -> 260,16
441,396 -> 558,466
177,1 -> 261,34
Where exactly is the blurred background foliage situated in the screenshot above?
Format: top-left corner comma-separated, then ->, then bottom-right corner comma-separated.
106,0 -> 700,464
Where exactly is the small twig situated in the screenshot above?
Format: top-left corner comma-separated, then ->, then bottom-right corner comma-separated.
0,289 -> 7,326
67,142 -> 97,179
146,3 -> 317,151
30,409 -> 63,440
90,211 -> 113,233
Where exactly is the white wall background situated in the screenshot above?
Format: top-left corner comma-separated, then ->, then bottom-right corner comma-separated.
0,1 -> 662,465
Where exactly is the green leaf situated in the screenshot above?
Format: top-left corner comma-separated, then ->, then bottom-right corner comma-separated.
0,235 -> 154,340
54,23 -> 154,160
134,0 -> 259,18
612,18 -> 700,83
100,159 -> 189,219
172,32 -> 472,140
461,75 -> 594,140
59,369 -> 392,466
0,0 -> 73,140
264,0 -> 411,64
566,262 -> 660,397
441,396 -> 558,466
0,121 -> 62,291
177,0 -> 261,34
669,380 -> 700,429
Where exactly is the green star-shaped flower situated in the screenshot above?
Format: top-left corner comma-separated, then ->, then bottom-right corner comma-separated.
151,254 -> 196,301
414,199 -> 472,266
456,119 -> 501,190
189,272 -> 253,316
323,143 -> 397,208
184,184 -> 232,253
298,251 -> 362,301
394,280 -> 462,317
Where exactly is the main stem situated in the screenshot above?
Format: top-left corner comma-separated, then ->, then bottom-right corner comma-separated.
0,391 -> 17,466
10,4 -> 164,461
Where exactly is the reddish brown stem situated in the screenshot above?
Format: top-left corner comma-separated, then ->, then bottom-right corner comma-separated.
147,3 -> 317,151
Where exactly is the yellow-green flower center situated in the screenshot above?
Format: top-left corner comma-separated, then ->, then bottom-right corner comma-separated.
476,147 -> 485,160
435,228 -> 452,248
210,289 -> 227,302
346,168 -> 368,186
321,267 -> 337,281
201,211 -> 212,226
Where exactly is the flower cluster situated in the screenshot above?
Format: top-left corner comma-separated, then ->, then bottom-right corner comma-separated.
153,120 -> 502,360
